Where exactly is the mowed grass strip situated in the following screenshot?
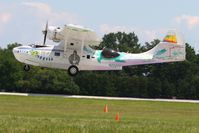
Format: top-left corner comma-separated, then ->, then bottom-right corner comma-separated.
0,95 -> 199,133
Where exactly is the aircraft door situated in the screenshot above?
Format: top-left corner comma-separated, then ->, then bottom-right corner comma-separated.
67,39 -> 82,66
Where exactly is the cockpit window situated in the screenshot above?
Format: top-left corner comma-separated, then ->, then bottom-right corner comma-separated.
28,44 -> 49,48
55,52 -> 60,56
28,44 -> 36,48
83,45 -> 95,55
101,48 -> 120,58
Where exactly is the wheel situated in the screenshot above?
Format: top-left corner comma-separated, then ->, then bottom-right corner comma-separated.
24,65 -> 30,71
68,65 -> 79,76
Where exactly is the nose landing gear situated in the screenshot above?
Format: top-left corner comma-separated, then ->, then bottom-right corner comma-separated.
24,65 -> 30,71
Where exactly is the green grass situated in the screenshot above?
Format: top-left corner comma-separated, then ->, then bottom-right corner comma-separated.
0,95 -> 199,133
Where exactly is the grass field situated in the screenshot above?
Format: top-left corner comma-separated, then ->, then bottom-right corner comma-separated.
0,95 -> 199,133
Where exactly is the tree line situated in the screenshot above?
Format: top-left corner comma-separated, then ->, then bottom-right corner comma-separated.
0,32 -> 199,99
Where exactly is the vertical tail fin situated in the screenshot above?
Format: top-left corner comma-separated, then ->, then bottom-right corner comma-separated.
148,31 -> 186,62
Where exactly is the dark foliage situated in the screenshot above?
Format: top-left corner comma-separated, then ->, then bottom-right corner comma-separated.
1,32 -> 199,99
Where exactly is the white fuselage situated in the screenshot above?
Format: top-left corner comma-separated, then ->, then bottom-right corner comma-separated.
12,25 -> 186,74
12,45 -> 155,71
12,41 -> 185,72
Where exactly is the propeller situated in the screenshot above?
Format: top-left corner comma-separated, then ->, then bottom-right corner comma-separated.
42,21 -> 48,46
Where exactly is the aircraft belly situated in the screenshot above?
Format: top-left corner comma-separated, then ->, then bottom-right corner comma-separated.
79,60 -> 122,70
80,65 -> 122,70
23,54 -> 39,66
122,59 -> 156,66
49,60 -> 69,70
25,59 -> 39,66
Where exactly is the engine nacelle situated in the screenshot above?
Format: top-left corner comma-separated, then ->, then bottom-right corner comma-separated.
46,26 -> 64,43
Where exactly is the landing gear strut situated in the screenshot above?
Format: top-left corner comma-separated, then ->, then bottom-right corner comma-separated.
68,65 -> 79,76
24,65 -> 30,71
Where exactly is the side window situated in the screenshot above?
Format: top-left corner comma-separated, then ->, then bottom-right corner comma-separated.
87,55 -> 90,59
54,52 -> 60,56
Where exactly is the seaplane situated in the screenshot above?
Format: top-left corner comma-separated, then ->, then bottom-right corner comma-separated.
13,22 -> 186,76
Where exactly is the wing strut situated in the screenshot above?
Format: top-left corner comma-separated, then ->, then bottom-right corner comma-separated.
64,39 -> 67,57
80,37 -> 85,61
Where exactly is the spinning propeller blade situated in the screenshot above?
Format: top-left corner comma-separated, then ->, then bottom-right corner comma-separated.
42,21 -> 48,46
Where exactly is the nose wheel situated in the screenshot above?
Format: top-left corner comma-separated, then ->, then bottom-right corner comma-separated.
24,65 -> 30,71
68,65 -> 79,76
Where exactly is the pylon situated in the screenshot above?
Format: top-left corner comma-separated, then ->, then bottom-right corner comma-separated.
104,104 -> 108,113
115,112 -> 120,122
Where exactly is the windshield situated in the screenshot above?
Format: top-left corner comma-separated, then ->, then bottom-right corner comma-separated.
83,45 -> 95,55
28,44 -> 49,48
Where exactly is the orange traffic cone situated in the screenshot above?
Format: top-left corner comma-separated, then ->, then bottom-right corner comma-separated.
115,112 -> 120,122
104,104 -> 108,113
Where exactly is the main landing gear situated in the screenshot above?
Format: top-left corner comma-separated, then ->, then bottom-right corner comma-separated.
23,65 -> 30,71
68,65 -> 79,76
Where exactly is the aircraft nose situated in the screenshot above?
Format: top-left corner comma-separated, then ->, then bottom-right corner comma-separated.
12,47 -> 19,55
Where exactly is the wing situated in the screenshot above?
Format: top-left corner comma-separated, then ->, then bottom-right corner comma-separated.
55,24 -> 100,60
59,24 -> 100,48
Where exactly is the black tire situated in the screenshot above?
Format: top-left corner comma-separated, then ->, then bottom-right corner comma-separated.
68,65 -> 79,76
24,65 -> 30,71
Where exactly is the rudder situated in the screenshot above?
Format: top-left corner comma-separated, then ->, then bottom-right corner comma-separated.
148,31 -> 186,62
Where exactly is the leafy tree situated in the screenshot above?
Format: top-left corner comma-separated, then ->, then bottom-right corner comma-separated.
99,32 -> 141,53
1,32 -> 199,100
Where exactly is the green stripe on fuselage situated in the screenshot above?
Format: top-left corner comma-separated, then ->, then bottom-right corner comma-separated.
96,50 -> 125,63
